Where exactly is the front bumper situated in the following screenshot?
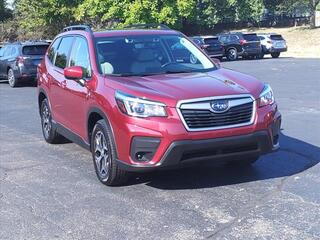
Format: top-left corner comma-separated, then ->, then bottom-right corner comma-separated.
112,102 -> 281,172
116,127 -> 280,172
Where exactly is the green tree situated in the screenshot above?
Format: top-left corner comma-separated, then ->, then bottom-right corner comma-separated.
14,0 -> 81,38
75,0 -> 196,30
277,0 -> 320,28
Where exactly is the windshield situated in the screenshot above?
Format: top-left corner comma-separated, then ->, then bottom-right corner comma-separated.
95,34 -> 216,76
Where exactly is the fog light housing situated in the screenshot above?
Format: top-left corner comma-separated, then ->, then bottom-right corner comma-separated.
130,137 -> 161,162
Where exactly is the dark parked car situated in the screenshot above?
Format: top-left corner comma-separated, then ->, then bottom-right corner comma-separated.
218,32 -> 262,61
191,36 -> 224,59
257,33 -> 287,58
0,41 -> 49,87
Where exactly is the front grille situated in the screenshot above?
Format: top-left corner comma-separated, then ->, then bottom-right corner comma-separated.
180,101 -> 253,130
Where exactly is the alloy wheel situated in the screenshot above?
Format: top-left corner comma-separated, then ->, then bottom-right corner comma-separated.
94,131 -> 110,179
8,69 -> 15,87
228,49 -> 237,60
42,104 -> 51,139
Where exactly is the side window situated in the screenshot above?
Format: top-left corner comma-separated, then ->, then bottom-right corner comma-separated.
219,36 -> 227,43
55,37 -> 74,69
69,37 -> 92,78
48,38 -> 61,63
0,46 -> 6,57
3,46 -> 12,57
230,35 -> 238,42
11,47 -> 18,57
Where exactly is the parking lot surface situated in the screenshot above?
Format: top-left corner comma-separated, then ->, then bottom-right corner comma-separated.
0,57 -> 320,240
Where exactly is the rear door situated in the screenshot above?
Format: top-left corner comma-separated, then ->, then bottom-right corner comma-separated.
242,34 -> 261,50
203,37 -> 223,55
22,44 -> 49,74
0,46 -> 8,78
0,46 -> 16,78
48,36 -> 74,126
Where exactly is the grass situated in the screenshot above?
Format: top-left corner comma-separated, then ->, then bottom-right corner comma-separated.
239,26 -> 320,58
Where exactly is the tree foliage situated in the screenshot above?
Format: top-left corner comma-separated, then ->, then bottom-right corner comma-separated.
1,0 -> 318,41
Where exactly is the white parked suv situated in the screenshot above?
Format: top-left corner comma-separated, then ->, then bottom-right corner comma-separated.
257,33 -> 287,58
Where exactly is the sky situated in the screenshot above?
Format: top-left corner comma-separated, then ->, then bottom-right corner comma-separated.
6,0 -> 14,9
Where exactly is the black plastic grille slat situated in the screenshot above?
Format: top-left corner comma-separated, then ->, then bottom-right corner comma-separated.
181,101 -> 253,129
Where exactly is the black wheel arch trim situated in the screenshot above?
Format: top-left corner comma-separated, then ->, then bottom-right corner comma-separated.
38,88 -> 50,115
87,107 -> 119,158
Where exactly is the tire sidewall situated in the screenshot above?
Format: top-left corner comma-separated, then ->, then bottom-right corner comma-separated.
91,120 -> 115,184
40,99 -> 54,142
8,69 -> 17,88
227,48 -> 237,61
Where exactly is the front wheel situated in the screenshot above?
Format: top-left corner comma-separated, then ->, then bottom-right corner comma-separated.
8,68 -> 18,88
271,52 -> 280,58
91,120 -> 129,186
226,48 -> 238,61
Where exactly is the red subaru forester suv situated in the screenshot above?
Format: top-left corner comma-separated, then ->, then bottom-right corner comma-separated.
37,24 -> 281,186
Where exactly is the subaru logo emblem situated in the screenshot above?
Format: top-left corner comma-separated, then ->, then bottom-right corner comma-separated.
211,100 -> 229,113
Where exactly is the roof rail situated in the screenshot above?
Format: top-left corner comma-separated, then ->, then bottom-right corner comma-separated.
63,25 -> 92,33
124,23 -> 171,30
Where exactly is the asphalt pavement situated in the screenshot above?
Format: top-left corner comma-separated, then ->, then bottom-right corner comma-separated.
0,57 -> 320,240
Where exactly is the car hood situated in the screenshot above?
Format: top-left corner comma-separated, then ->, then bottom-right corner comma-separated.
106,68 -> 265,107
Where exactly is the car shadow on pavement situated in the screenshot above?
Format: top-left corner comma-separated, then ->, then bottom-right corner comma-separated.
127,132 -> 320,190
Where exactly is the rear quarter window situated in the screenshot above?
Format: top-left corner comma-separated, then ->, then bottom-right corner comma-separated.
23,45 -> 49,55
48,38 -> 61,63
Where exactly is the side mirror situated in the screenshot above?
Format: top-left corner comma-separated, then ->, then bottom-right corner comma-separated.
64,66 -> 86,86
212,58 -> 221,68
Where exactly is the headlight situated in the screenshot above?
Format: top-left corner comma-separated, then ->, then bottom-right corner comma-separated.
115,91 -> 167,118
259,84 -> 275,107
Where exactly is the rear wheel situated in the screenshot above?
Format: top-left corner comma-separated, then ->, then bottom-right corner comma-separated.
40,98 -> 64,143
8,68 -> 18,88
91,120 -> 129,186
226,48 -> 238,61
271,52 -> 280,58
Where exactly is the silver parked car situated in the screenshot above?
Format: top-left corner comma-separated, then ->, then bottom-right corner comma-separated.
257,33 -> 287,59
0,41 -> 49,87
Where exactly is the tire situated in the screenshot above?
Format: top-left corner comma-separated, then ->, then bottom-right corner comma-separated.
228,156 -> 259,166
226,48 -> 238,61
8,68 -> 18,88
40,98 -> 64,144
271,52 -> 280,58
91,119 -> 128,186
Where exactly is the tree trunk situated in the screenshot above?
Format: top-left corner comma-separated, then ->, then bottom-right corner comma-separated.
309,0 -> 319,28
310,8 -> 316,28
